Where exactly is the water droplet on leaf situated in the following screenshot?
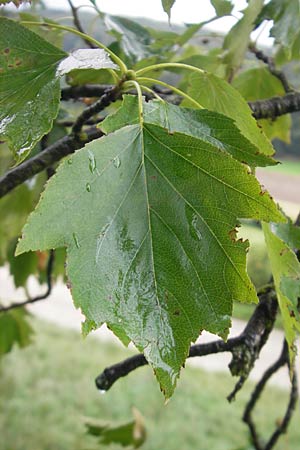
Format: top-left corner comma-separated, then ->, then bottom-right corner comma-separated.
88,151 -> 97,173
72,232 -> 80,249
113,156 -> 121,168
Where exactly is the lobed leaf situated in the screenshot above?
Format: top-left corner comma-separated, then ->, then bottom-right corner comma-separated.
17,103 -> 284,396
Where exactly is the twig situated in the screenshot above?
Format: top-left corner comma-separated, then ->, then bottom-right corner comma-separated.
61,85 -> 109,101
249,44 -> 292,93
67,0 -> 96,48
243,340 -> 298,450
0,250 -> 54,313
71,85 -> 120,136
95,293 -> 278,392
248,92 -> 300,120
0,127 -> 103,199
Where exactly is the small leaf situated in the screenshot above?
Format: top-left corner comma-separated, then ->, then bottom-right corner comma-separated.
0,18 -> 67,162
17,111 -> 284,396
263,222 -> 300,362
184,71 -> 274,155
103,15 -> 152,63
256,0 -> 300,57
211,0 -> 233,17
233,68 -> 291,143
0,309 -> 33,356
56,49 -> 118,76
222,0 -> 264,76
161,0 -> 176,19
86,407 -> 146,448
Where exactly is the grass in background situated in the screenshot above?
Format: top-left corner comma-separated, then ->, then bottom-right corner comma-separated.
0,319 -> 299,450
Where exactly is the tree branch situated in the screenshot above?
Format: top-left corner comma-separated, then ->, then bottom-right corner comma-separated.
248,92 -> 300,120
243,340 -> 298,450
249,44 -> 292,93
67,0 -> 96,48
0,250 -> 54,313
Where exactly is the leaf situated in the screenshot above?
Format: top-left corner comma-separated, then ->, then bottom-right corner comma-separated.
101,95 -> 276,167
0,18 -> 67,162
7,239 -> 38,288
184,71 -> 274,155
233,68 -> 291,143
161,0 -> 176,19
270,222 -> 300,250
256,0 -> 300,57
222,0 -> 264,77
103,15 -> 152,63
0,309 -> 33,356
56,49 -> 118,76
86,408 -> 146,448
211,0 -> 233,16
263,222 -> 300,362
19,13 -> 65,48
17,106 -> 284,396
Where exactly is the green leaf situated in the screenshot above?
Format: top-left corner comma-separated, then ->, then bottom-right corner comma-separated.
269,222 -> 300,251
184,71 -> 274,155
222,0 -> 264,76
17,118 -> 283,397
263,222 -> 300,361
0,0 -> 30,5
19,13 -> 65,48
0,309 -> 33,356
101,95 -> 276,167
0,18 -> 67,162
86,408 -> 146,448
211,0 -> 233,16
256,0 -> 300,57
161,0 -> 176,19
233,68 -> 291,143
7,239 -> 38,288
103,15 -> 152,63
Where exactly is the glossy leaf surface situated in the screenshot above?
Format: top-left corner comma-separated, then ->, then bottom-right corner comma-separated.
184,71 -> 274,155
56,49 -> 118,76
263,223 -> 300,361
17,120 -> 283,396
0,309 -> 33,356
0,18 -> 67,162
101,95 -> 276,167
233,68 -> 291,143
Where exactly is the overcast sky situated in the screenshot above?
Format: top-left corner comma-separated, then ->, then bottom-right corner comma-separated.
7,0 -> 273,45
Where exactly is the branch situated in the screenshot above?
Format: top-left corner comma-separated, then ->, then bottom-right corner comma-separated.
95,291 -> 278,392
0,250 -> 54,313
248,92 -> 300,120
243,340 -> 298,450
0,127 -> 102,199
67,0 -> 96,48
249,44 -> 292,93
61,85 -> 109,101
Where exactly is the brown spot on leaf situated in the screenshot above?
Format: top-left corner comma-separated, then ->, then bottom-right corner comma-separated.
279,247 -> 289,256
150,175 -> 157,180
229,227 -> 238,242
4,48 -> 10,54
174,309 -> 180,316
66,280 -> 72,290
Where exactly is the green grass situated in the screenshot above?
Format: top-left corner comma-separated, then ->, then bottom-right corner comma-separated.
0,319 -> 299,450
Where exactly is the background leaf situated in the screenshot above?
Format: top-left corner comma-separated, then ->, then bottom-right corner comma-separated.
263,222 -> 300,362
0,17 -> 66,162
233,68 -> 291,143
184,71 -> 274,155
0,309 -> 33,357
211,0 -> 233,17
161,0 -> 176,19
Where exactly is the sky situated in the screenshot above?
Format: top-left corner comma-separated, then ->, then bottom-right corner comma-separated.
8,0 -> 273,45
